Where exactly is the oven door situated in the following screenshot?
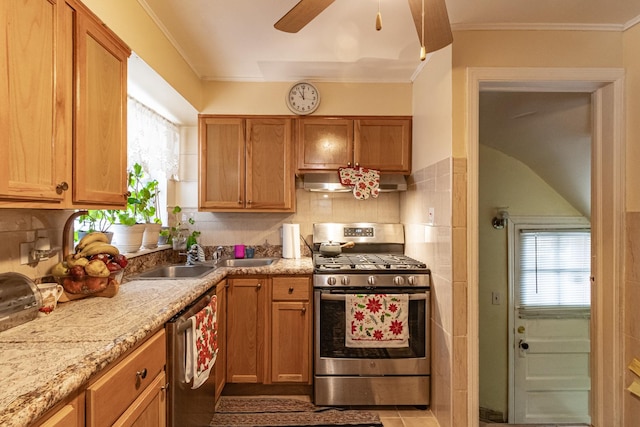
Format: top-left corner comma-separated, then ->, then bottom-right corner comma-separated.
314,287 -> 430,376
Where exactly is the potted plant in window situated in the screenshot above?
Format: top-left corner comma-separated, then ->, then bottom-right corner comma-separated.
110,164 -> 159,253
76,210 -> 116,243
169,206 -> 200,250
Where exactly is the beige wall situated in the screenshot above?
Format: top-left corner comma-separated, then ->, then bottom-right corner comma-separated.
478,144 -> 583,416
81,0 -> 204,110
201,81 -> 412,116
402,46 -> 456,427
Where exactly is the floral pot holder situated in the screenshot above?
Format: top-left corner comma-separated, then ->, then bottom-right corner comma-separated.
338,166 -> 381,199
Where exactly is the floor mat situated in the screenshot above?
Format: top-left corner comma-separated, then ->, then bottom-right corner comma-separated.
210,397 -> 383,427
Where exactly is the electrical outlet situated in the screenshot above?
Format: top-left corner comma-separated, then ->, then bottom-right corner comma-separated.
492,291 -> 502,305
20,242 -> 33,265
428,207 -> 435,225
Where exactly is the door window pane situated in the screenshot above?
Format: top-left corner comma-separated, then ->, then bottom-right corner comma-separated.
519,229 -> 591,308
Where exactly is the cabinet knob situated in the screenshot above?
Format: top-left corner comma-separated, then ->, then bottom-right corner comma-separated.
288,287 -> 294,294
256,283 -> 262,289
125,191 -> 131,199
238,199 -> 243,205
55,182 -> 69,194
136,368 -> 148,379
301,307 -> 306,314
247,200 -> 252,205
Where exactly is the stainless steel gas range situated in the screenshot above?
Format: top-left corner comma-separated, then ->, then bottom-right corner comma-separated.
312,223 -> 431,407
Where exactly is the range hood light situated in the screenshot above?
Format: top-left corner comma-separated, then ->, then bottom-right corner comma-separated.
301,173 -> 408,192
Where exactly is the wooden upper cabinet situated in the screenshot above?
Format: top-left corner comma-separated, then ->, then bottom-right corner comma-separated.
0,0 -> 67,203
0,0 -> 129,208
296,117 -> 412,175
296,118 -> 353,171
199,116 -> 295,212
72,2 -> 130,206
354,118 -> 411,174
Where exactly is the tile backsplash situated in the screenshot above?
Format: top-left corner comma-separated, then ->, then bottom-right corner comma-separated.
0,189 -> 401,281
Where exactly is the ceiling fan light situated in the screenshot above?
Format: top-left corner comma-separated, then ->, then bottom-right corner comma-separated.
376,11 -> 382,31
420,45 -> 426,61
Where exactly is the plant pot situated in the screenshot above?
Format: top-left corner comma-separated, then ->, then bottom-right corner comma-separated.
142,223 -> 162,249
110,224 -> 146,253
77,230 -> 114,244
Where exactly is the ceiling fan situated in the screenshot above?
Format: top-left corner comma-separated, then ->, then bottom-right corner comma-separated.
274,0 -> 453,60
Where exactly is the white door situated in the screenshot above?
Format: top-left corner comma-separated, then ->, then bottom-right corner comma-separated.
510,223 -> 591,424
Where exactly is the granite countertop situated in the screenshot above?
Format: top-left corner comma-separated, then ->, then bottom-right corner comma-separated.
0,257 -> 313,427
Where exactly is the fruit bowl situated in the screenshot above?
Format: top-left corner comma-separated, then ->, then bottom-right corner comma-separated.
56,270 -> 124,295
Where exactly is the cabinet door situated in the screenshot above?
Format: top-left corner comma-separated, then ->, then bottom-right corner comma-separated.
214,280 -> 227,401
297,118 -> 353,172
246,118 -> 295,211
73,4 -> 129,206
0,0 -> 67,203
112,371 -> 167,427
354,118 -> 412,173
36,392 -> 84,427
271,277 -> 312,384
199,117 -> 246,210
226,277 -> 268,383
271,301 -> 311,383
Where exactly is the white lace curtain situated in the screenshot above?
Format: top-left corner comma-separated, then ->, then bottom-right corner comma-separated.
127,96 -> 180,180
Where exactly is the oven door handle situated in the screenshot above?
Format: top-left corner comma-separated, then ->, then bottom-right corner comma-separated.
319,292 -> 428,301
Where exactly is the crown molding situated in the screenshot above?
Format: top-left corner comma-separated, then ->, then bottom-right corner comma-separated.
451,22 -> 625,32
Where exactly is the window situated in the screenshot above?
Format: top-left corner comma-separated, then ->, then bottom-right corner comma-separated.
518,229 -> 591,308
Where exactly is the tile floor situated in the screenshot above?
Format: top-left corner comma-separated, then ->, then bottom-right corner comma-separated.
365,405 -> 439,427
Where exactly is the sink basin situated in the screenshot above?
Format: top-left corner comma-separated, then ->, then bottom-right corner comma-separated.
216,257 -> 277,267
134,264 -> 216,280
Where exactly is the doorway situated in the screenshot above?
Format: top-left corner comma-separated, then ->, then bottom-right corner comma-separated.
478,90 -> 592,423
467,67 -> 625,427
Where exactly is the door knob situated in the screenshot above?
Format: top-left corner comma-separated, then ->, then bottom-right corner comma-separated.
519,340 -> 529,350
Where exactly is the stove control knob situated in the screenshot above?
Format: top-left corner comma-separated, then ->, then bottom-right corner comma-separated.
327,277 -> 337,286
407,276 -> 417,286
341,276 -> 351,286
393,276 -> 405,286
367,276 -> 376,286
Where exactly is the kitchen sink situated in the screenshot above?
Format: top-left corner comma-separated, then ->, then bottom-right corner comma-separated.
134,264 -> 216,280
216,257 -> 277,267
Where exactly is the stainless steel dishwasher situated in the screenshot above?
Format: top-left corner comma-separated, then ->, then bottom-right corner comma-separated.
166,286 -> 217,427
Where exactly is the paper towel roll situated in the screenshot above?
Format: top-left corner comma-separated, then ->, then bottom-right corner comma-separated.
282,224 -> 301,259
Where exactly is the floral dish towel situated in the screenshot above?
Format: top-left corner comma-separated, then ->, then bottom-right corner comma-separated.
185,295 -> 218,389
346,294 -> 409,348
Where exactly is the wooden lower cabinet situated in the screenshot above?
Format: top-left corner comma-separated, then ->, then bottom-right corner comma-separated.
35,392 -> 84,427
225,275 -> 312,386
86,330 -> 167,427
214,280 -> 227,401
226,277 -> 268,383
271,276 -> 312,383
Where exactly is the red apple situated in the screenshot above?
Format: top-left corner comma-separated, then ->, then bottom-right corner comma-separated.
70,265 -> 86,279
113,254 -> 128,268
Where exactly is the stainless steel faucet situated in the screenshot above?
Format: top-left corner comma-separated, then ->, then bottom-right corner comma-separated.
183,243 -> 205,265
213,246 -> 224,262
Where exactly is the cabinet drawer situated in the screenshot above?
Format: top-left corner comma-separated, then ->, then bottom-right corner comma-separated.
272,277 -> 310,301
86,330 -> 166,427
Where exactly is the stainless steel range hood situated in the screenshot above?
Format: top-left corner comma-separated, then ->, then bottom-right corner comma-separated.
300,173 -> 408,192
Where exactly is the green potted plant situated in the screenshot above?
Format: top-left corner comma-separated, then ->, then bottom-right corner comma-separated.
76,210 -> 116,243
110,163 -> 160,253
169,206 -> 200,250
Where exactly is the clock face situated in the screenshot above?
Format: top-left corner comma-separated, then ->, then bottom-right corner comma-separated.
286,82 -> 320,115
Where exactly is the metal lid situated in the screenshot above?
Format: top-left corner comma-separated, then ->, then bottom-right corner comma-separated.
0,272 -> 42,332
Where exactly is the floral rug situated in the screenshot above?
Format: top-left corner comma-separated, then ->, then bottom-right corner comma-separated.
210,397 -> 383,427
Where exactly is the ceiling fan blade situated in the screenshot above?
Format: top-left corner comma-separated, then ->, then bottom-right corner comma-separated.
407,0 -> 453,54
274,0 -> 336,33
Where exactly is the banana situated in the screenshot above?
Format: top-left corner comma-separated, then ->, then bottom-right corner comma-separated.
75,242 -> 120,259
76,232 -> 109,252
66,253 -> 89,267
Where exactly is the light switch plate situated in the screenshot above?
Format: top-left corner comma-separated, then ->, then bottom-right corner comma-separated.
20,242 -> 33,265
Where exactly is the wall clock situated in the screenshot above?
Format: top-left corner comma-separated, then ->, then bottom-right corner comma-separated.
286,81 -> 320,115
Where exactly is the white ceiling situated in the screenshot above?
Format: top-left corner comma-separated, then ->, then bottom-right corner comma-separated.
138,0 -> 640,83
